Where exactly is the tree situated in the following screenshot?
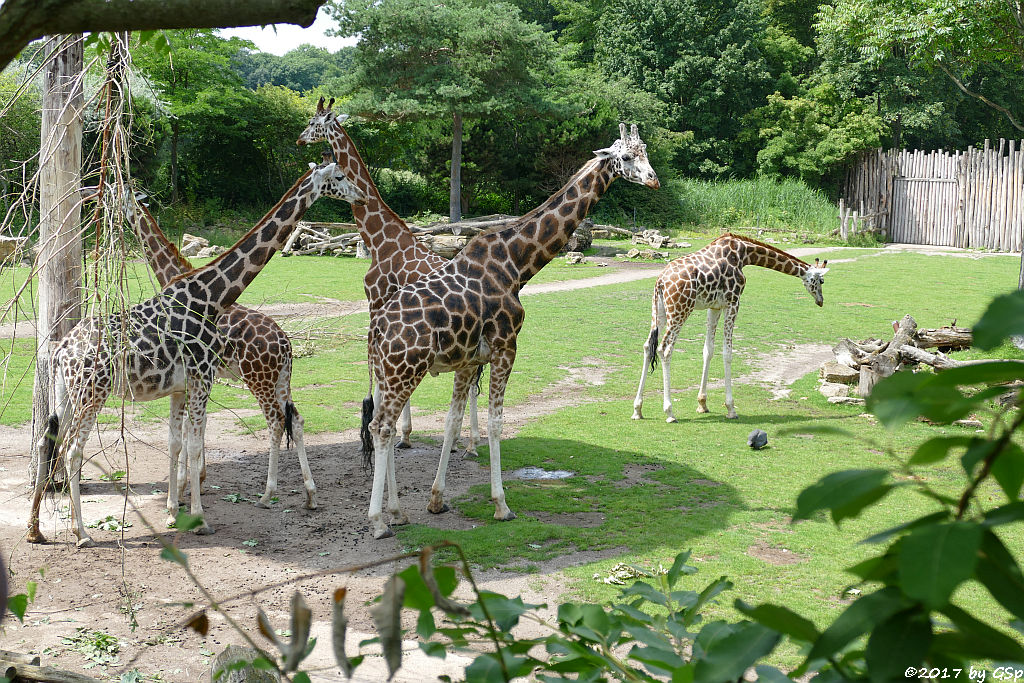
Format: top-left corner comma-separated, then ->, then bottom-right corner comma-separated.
0,66 -> 42,215
817,0 -> 1024,132
329,0 -> 563,222
0,0 -> 326,72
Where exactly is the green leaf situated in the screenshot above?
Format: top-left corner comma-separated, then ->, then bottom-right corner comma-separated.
26,580 -> 37,603
975,531 -> 1024,621
972,290 -> 1024,349
160,546 -> 188,567
899,522 -> 983,609
929,361 -> 1024,388
961,439 -> 997,477
991,443 -> 1024,499
910,436 -> 977,466
370,576 -> 405,679
666,550 -> 695,588
284,591 -> 312,672
688,578 -> 732,628
419,641 -> 447,659
808,587 -> 906,661
292,674 -> 311,683
693,623 -> 781,683
734,601 -> 820,642
754,665 -> 793,683
938,604 -> 1024,661
861,510 -> 951,545
867,371 -> 933,426
794,469 -> 893,524
471,593 -> 537,632
865,609 -> 931,682
7,594 -> 28,622
620,580 -> 669,607
984,501 -> 1024,527
579,604 -> 613,640
629,644 -> 687,674
173,511 -> 204,532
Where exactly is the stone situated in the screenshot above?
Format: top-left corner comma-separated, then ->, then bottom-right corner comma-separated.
0,235 -> 27,262
355,238 -> 370,259
180,233 -> 210,257
210,645 -> 281,683
591,228 -> 610,239
565,251 -> 586,264
820,361 -> 859,385
828,396 -> 866,405
195,245 -> 226,258
819,382 -> 850,398
562,218 -> 593,253
626,248 -> 640,259
953,418 -> 984,428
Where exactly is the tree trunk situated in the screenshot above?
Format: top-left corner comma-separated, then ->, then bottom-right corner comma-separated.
449,110 -> 462,224
170,119 -> 180,205
31,34 -> 83,484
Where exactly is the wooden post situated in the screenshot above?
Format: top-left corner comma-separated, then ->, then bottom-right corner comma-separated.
30,35 -> 84,484
449,109 -> 463,225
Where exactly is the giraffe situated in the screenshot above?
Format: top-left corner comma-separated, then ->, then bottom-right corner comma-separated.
27,162 -> 365,547
631,233 -> 829,422
297,97 -> 481,456
362,123 -> 660,539
119,189 -> 317,510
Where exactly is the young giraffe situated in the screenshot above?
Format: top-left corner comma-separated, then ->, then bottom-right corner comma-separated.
120,191 -> 316,510
631,233 -> 829,422
27,163 -> 365,547
363,124 -> 660,539
297,97 -> 481,456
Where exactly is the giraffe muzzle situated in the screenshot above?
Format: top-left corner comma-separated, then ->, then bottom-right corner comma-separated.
296,138 -> 308,147
645,177 -> 661,189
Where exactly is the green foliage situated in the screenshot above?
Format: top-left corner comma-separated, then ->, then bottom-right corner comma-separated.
0,64 -> 41,209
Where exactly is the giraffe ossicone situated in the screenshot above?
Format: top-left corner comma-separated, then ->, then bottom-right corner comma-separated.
632,234 -> 829,423
27,161 -> 365,548
362,123 -> 659,539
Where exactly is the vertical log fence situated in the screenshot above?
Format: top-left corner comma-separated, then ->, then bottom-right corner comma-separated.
840,140 -> 1024,251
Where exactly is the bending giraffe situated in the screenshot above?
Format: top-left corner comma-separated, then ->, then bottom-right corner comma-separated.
116,189 -> 316,510
27,162 -> 365,547
363,124 -> 660,539
631,233 -> 829,422
297,97 -> 480,456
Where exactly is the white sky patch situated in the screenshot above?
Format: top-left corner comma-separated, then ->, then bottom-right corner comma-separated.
218,10 -> 356,55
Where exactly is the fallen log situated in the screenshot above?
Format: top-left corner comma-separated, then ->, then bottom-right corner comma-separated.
913,325 -> 972,351
0,657 -> 103,682
858,315 -> 917,397
898,345 -> 1024,373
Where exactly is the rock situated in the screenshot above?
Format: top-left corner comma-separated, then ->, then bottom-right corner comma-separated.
565,251 -> 586,264
631,228 -> 677,249
180,233 -> 210,257
210,645 -> 281,683
418,233 -> 469,258
819,382 -> 850,398
953,417 -> 984,428
747,429 -> 768,450
355,238 -> 370,259
0,235 -> 27,262
820,361 -> 859,385
624,248 -> 667,260
195,245 -> 226,258
562,218 -> 593,253
591,229 -> 610,239
828,396 -> 866,406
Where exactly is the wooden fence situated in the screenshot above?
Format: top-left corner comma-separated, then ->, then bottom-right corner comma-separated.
840,139 -> 1024,251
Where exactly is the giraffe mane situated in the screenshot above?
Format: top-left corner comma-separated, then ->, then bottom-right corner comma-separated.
165,167 -> 314,287
714,232 -> 811,267
138,201 -> 194,278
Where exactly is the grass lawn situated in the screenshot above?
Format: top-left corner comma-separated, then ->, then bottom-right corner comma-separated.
2,240 -> 1021,665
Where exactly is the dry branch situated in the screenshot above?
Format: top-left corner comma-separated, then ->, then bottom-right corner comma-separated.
0,658 -> 102,682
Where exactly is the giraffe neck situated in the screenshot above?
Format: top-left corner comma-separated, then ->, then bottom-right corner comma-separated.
730,234 -> 809,278
506,157 -> 615,284
176,169 -> 317,313
325,126 -> 419,259
131,202 -> 194,288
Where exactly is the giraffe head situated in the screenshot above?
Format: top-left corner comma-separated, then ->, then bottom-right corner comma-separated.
594,123 -> 660,189
309,161 -> 367,206
802,258 -> 829,307
297,97 -> 350,146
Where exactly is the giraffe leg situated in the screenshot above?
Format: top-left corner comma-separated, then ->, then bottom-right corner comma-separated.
386,430 -> 408,525
632,326 -> 657,420
185,392 -> 213,535
257,411 -> 283,509
659,328 -> 681,423
697,309 -> 722,415
486,351 -> 516,522
397,401 -> 413,449
464,375 -> 481,457
722,304 -> 739,419
289,405 -> 317,510
27,389 -> 70,544
175,413 -> 189,502
166,393 -> 186,527
430,368 -> 475,514
66,420 -> 96,548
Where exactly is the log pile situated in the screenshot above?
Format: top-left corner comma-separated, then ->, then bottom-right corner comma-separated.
630,229 -> 688,250
821,316 -> 1023,401
281,222 -> 363,257
1,649 -> 103,682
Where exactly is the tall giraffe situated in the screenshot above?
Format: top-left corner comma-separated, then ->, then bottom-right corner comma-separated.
120,190 -> 317,510
631,233 -> 829,422
27,162 -> 365,547
297,97 -> 480,455
363,124 -> 660,539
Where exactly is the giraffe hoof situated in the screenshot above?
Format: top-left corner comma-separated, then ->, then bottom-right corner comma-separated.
726,413 -> 739,420
304,497 -> 318,511
427,502 -> 450,515
255,498 -> 272,509
495,510 -> 516,522
165,515 -> 177,528
631,412 -> 642,420
27,530 -> 47,545
373,526 -> 395,540
396,440 -> 412,450
665,416 -> 677,424
463,448 -> 478,459
76,536 -> 96,549
193,524 -> 215,536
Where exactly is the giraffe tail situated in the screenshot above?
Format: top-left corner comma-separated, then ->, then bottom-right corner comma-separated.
43,413 -> 60,492
360,394 -> 375,471
283,401 -> 296,450
646,282 -> 664,371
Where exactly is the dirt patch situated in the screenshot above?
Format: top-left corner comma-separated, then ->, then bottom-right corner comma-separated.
614,462 -> 664,488
747,540 -> 804,565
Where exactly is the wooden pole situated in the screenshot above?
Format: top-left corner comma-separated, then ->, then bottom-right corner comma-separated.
30,35 -> 84,486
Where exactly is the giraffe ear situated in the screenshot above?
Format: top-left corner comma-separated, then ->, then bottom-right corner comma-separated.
594,146 -> 615,159
308,162 -> 317,170
336,113 -> 350,124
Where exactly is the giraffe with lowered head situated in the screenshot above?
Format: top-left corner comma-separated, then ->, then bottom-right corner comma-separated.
27,162 -> 365,547
362,124 -> 660,539
117,189 -> 317,510
297,97 -> 481,457
632,233 -> 829,422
